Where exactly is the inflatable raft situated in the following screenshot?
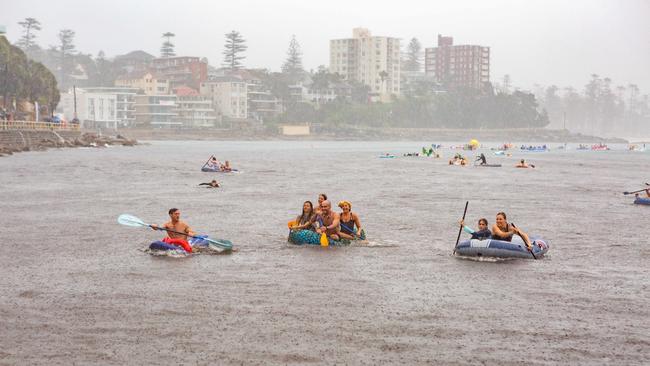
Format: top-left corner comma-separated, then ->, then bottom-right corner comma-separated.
288,229 -> 366,246
149,235 -> 233,254
634,197 -> 650,205
476,164 -> 502,167
455,236 -> 549,259
201,166 -> 238,172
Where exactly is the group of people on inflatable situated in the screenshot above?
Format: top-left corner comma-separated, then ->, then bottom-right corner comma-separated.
289,193 -> 363,241
520,144 -> 548,151
205,157 -> 233,172
460,212 -> 532,248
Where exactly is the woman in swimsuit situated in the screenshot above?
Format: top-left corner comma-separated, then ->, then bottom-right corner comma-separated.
491,212 -> 530,246
337,200 -> 362,240
291,201 -> 315,231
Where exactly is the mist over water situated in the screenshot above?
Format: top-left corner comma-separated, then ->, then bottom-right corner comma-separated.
1,141 -> 648,364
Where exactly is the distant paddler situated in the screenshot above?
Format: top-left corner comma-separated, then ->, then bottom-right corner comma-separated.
199,179 -> 220,188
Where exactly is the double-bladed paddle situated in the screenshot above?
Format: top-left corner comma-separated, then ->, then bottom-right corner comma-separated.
117,214 -> 232,250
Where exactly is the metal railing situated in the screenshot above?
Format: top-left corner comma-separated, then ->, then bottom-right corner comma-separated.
0,120 -> 81,131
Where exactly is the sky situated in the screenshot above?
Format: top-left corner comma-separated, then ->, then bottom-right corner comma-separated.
1,0 -> 649,93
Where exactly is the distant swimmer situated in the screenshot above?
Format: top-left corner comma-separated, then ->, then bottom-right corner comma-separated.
199,179 -> 220,188
515,159 -> 535,168
150,208 -> 195,252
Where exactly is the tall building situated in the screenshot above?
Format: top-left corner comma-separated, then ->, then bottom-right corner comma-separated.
424,35 -> 490,90
133,95 -> 180,128
199,77 -> 248,121
174,86 -> 217,128
60,87 -> 138,128
151,56 -> 208,90
329,28 -> 400,102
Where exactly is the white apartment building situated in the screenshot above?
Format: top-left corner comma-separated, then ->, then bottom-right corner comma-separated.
199,77 -> 248,120
330,28 -> 400,102
60,88 -> 121,128
176,95 -> 217,128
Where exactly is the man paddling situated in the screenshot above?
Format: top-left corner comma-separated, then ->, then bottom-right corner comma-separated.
310,200 -> 341,240
151,208 -> 195,252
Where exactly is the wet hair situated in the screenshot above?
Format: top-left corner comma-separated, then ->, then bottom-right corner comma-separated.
478,218 -> 488,226
299,201 -> 314,224
168,208 -> 179,215
319,193 -> 328,201
496,212 -> 507,220
520,159 -> 525,163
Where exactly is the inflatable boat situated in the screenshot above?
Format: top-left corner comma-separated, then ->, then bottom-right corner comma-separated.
634,197 -> 650,205
288,229 -> 366,246
455,236 -> 549,259
149,235 -> 233,254
201,166 -> 238,172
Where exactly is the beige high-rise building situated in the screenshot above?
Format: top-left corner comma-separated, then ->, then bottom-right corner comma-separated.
330,28 -> 400,102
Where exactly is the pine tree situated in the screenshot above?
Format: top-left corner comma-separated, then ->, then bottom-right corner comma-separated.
57,29 -> 76,89
403,38 -> 421,72
16,18 -> 41,51
222,31 -> 247,70
281,35 -> 303,77
160,32 -> 176,58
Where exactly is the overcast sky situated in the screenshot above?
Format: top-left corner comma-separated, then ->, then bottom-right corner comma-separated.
1,0 -> 649,93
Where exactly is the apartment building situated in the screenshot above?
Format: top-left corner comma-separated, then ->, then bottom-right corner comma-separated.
330,28 -> 400,102
174,86 -> 217,128
133,94 -> 180,128
199,77 -> 248,121
60,87 -> 138,128
424,35 -> 490,90
115,70 -> 169,95
151,56 -> 208,90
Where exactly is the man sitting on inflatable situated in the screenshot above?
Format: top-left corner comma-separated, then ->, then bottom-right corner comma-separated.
150,208 -> 194,252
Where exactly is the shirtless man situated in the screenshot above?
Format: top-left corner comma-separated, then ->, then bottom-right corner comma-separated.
310,200 -> 341,240
151,208 -> 195,252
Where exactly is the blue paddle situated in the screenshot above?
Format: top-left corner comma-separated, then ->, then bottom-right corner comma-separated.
117,214 -> 233,250
340,222 -> 362,239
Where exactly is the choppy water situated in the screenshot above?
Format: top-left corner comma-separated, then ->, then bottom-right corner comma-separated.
1,141 -> 648,365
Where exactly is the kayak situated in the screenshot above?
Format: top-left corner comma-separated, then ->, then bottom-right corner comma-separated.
288,229 -> 366,246
634,197 -> 650,205
455,236 -> 549,259
201,166 -> 238,172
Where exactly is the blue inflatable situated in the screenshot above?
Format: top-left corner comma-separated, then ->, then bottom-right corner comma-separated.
634,197 -> 650,205
201,166 -> 238,172
288,229 -> 366,246
455,237 -> 549,259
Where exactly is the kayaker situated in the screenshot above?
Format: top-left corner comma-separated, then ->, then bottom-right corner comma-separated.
459,218 -> 491,240
150,208 -> 195,252
337,200 -> 363,240
291,201 -> 315,231
310,200 -> 341,240
491,212 -> 531,247
199,179 -> 220,188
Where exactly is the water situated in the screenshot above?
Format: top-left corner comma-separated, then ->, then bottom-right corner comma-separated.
1,141 -> 648,365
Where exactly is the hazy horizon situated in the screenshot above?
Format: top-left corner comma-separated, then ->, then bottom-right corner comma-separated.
1,0 -> 649,94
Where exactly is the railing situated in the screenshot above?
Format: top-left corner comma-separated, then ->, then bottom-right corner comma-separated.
0,120 -> 81,131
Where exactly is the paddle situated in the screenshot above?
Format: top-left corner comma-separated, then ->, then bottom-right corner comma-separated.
511,223 -> 536,260
201,155 -> 216,170
623,188 -> 650,195
453,201 -> 469,255
320,232 -> 329,247
117,214 -> 232,250
340,222 -> 361,239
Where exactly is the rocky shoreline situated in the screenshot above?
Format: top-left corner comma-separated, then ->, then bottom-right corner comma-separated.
0,131 -> 138,157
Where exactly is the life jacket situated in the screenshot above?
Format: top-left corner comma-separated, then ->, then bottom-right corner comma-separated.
162,237 -> 192,253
